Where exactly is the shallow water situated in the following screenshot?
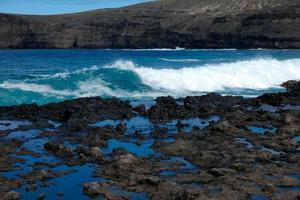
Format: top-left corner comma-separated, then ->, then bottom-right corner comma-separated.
282,105 -> 300,111
102,139 -> 155,157
92,115 -> 220,135
293,136 -> 300,142
15,164 -> 105,200
290,174 -> 300,179
0,120 -> 32,131
2,124 -> 103,199
1,121 -> 201,199
107,186 -> 150,200
250,194 -> 267,200
235,138 -> 255,149
22,138 -> 51,154
0,49 -> 300,106
261,147 -> 284,156
247,126 -> 277,135
6,129 -> 41,139
161,116 -> 220,133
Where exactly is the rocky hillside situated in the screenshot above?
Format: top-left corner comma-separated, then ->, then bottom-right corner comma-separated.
0,0 -> 299,49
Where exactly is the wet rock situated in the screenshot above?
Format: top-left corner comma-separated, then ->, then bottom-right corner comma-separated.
134,130 -> 144,139
255,152 -> 273,163
176,120 -> 187,129
90,147 -> 103,159
277,176 -> 300,187
211,120 -> 238,132
151,127 -> 168,139
75,145 -> 89,155
44,141 -> 64,152
56,192 -> 64,197
258,93 -> 286,106
37,193 -> 46,200
0,178 -> 22,190
151,181 -> 200,200
231,162 -> 246,172
3,191 -> 21,200
0,97 -> 133,122
100,153 -> 150,179
261,183 -> 276,193
26,183 -> 37,192
75,145 -> 103,162
87,131 -> 110,146
19,170 -> 55,182
175,172 -> 214,184
148,96 -> 185,121
281,80 -> 300,94
133,104 -> 146,115
154,139 -> 197,157
209,168 -> 237,177
115,122 -> 126,133
83,182 -> 103,196
82,182 -> 120,199
117,154 -> 138,166
67,119 -> 88,131
44,141 -> 73,158
112,148 -> 130,156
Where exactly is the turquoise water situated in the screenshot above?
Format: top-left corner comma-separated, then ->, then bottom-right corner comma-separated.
0,49 -> 300,106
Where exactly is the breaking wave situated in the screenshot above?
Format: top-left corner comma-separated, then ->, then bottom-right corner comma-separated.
1,58 -> 300,103
106,58 -> 300,94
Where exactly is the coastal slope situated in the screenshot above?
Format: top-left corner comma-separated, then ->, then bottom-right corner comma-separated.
0,0 -> 299,49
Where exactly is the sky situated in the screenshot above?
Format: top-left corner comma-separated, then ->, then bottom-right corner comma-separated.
0,0 -> 151,15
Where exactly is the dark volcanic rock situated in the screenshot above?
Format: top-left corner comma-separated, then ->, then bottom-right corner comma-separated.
44,141 -> 73,158
3,191 -> 21,200
0,0 -> 299,49
0,97 -> 133,122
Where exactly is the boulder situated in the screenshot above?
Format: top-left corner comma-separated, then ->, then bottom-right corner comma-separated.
3,191 -> 21,200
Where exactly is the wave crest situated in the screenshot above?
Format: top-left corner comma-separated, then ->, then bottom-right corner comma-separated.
107,58 -> 300,94
1,58 -> 300,100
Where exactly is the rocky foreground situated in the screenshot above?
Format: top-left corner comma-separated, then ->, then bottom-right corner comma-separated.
0,0 -> 299,49
0,80 -> 300,200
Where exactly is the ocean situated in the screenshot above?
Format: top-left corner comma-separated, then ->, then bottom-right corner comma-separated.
0,49 -> 300,106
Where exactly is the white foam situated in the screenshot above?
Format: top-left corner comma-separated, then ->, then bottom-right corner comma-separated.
0,82 -> 74,97
77,78 -> 166,98
31,71 -> 70,79
0,78 -> 166,99
77,79 -> 118,97
0,80 -> 113,98
30,65 -> 100,80
107,58 -> 300,95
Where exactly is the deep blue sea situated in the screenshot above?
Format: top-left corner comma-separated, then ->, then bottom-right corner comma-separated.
0,49 -> 300,106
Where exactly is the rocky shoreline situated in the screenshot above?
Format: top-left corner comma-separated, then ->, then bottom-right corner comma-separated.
0,80 -> 299,200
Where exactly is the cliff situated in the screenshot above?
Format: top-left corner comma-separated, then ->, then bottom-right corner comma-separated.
0,0 -> 299,49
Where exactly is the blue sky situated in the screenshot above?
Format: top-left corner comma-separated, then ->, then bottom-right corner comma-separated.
0,0 -> 151,15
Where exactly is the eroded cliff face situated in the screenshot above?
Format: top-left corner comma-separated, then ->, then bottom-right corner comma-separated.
0,0 -> 299,49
